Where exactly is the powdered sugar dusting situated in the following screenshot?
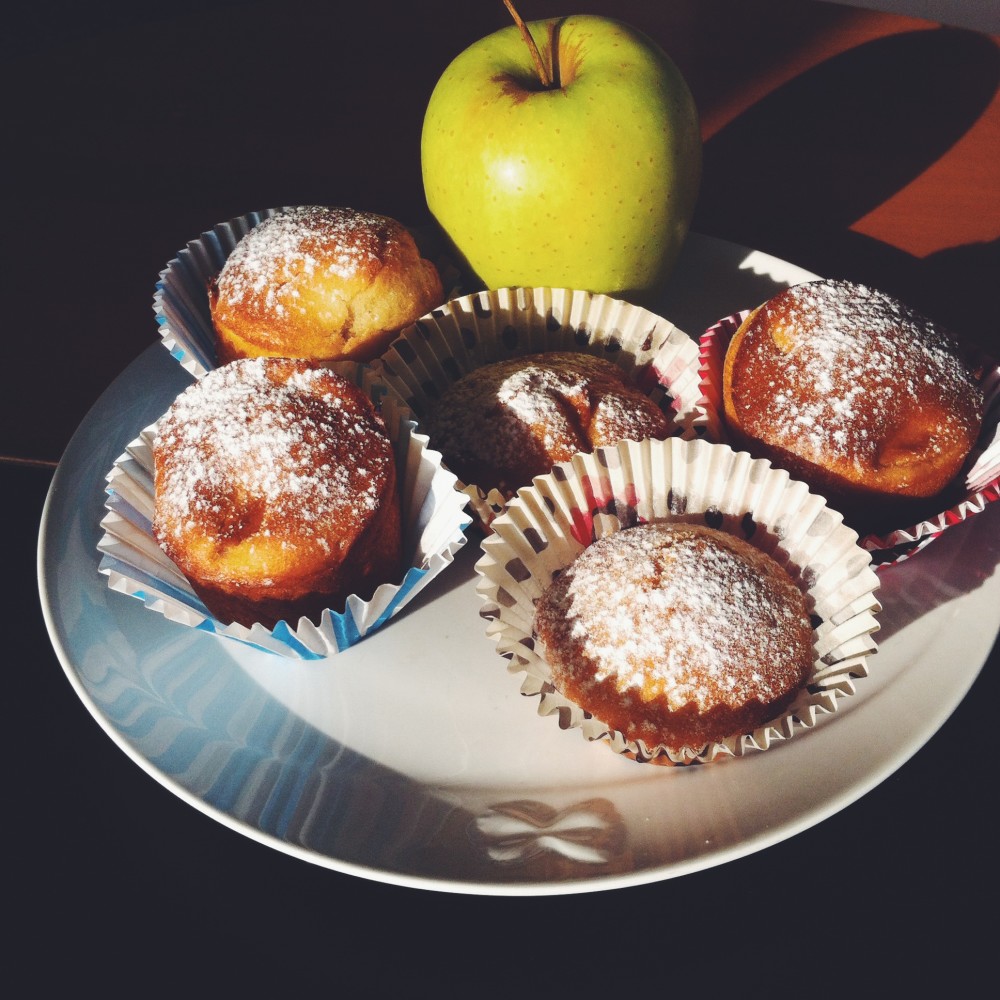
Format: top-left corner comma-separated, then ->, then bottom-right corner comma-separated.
154,357 -> 393,549
426,352 -> 671,494
214,206 -> 398,313
733,280 -> 983,473
534,523 -> 813,713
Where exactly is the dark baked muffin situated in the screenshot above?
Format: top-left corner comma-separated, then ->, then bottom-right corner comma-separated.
424,350 -> 673,497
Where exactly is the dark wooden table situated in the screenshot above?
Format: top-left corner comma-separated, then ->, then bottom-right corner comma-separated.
8,1 -> 998,992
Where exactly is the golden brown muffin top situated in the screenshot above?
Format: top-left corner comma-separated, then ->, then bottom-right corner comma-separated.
724,279 -> 984,497
153,357 -> 395,583
534,522 -> 814,715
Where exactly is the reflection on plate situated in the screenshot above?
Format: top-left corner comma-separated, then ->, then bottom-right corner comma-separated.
38,235 -> 1000,895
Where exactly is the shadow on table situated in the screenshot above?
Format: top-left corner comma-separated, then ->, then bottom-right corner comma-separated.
694,25 -> 1000,352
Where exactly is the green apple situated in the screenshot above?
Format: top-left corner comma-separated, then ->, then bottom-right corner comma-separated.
420,12 -> 701,305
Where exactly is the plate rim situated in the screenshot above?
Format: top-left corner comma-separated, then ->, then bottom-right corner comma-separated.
37,233 -> 1000,896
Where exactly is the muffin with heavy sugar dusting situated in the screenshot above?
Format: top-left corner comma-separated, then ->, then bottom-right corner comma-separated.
153,357 -> 402,629
723,279 -> 984,531
533,522 -> 815,755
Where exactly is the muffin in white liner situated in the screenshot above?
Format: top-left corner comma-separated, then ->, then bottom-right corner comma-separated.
474,436 -> 882,765
154,208 -> 460,380
374,286 -> 712,532
700,311 -> 1000,569
97,362 -> 472,659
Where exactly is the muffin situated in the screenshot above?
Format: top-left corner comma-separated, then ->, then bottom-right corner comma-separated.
722,279 -> 985,532
152,357 -> 402,629
208,205 -> 444,364
533,522 -> 815,755
376,287 -> 709,531
423,350 -> 674,498
475,436 -> 882,765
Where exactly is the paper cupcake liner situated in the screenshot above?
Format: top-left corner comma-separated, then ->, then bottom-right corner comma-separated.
152,208 -> 296,379
153,208 -> 463,381
475,436 -> 882,766
374,286 -> 713,533
699,312 -> 1000,569
97,362 -> 472,659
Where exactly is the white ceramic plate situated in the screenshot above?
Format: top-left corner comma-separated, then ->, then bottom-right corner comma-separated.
38,234 -> 1000,895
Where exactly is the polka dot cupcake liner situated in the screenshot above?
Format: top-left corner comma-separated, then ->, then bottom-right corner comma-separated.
97,361 -> 472,659
373,286 -> 713,533
474,436 -> 882,766
699,311 -> 1000,569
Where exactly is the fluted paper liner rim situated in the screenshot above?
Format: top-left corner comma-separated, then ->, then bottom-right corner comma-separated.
699,311 -> 1000,569
474,436 -> 882,765
374,286 -> 712,533
96,362 -> 472,659
153,208 -> 297,379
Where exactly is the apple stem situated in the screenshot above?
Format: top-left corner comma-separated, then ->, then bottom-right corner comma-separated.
503,0 -> 552,88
